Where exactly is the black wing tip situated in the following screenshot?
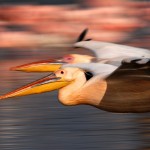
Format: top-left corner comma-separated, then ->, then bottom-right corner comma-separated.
122,58 -> 150,64
76,28 -> 89,42
121,58 -> 150,69
74,28 -> 92,48
122,59 -> 140,65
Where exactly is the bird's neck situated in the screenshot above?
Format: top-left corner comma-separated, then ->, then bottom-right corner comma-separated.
58,73 -> 87,105
58,75 -> 107,107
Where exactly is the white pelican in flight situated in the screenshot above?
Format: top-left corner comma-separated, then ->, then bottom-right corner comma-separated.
0,58 -> 150,113
11,29 -> 150,72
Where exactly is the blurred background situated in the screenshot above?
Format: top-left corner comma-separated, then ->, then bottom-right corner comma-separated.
0,0 -> 150,150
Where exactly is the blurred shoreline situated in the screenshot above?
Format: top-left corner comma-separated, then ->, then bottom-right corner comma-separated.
0,0 -> 149,50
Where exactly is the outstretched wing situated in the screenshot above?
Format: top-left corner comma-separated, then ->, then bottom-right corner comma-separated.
99,59 -> 150,113
74,41 -> 150,60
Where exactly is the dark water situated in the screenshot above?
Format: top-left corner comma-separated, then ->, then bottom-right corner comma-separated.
0,66 -> 150,150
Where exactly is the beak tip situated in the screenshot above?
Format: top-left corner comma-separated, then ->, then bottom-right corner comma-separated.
0,96 -> 6,100
10,66 -> 25,71
0,94 -> 16,100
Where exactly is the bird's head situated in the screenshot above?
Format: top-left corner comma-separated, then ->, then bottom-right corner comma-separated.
55,67 -> 86,81
10,54 -> 93,72
0,67 -> 87,100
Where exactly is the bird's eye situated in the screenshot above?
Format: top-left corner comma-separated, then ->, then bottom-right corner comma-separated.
63,55 -> 74,62
67,57 -> 72,60
60,71 -> 64,74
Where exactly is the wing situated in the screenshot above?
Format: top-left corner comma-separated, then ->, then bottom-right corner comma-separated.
74,41 -> 150,60
62,63 -> 118,79
99,59 -> 150,113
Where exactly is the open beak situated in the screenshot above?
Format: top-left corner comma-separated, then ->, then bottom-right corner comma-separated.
10,59 -> 65,72
0,73 -> 70,100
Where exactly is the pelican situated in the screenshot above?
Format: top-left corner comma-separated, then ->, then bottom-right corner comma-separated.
1,58 -> 150,113
10,29 -> 150,72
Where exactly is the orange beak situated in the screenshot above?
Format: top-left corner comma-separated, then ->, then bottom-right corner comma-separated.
10,59 -> 65,72
0,73 -> 70,100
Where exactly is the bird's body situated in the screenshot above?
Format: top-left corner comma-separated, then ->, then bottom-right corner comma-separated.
59,60 -> 150,113
59,74 -> 150,112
